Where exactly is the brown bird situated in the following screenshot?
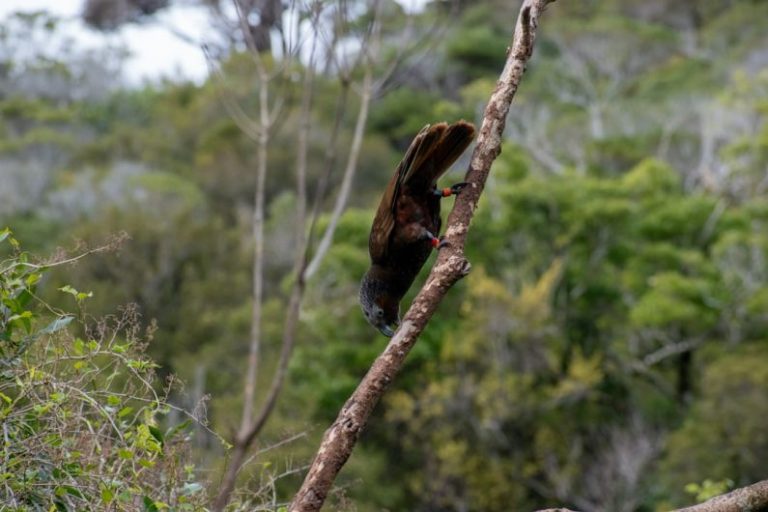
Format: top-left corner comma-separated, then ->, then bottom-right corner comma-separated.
359,120 -> 476,336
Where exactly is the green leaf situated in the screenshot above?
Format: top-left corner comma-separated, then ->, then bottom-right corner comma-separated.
148,425 -> 164,447
165,419 -> 192,440
16,289 -> 34,307
0,227 -> 10,243
25,273 -> 42,287
101,487 -> 114,504
8,311 -> 33,321
143,496 -> 159,512
62,485 -> 84,499
58,285 -> 78,297
182,482 -> 203,495
58,285 -> 93,302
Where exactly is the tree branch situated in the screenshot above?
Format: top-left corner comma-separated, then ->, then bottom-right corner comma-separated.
304,66 -> 373,279
532,479 -> 768,512
674,480 -> 768,512
289,1 -> 556,510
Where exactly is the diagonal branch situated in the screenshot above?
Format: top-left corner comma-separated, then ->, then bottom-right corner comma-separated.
289,1 -> 557,511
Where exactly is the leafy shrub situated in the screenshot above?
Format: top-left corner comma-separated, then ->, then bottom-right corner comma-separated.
0,228 -> 207,510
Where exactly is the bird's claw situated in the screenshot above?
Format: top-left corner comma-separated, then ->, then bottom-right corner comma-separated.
430,235 -> 449,249
450,182 -> 470,195
434,182 -> 470,197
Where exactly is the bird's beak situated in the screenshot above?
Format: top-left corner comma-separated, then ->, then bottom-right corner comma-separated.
378,323 -> 397,337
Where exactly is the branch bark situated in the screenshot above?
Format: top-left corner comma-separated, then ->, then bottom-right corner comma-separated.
674,480 -> 768,512
290,1 -> 556,510
532,479 -> 768,512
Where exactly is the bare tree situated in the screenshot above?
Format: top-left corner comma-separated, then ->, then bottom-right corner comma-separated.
207,0 -> 445,508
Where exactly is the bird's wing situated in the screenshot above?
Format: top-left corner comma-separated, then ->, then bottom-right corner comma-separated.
401,120 -> 475,190
368,121 -> 475,263
368,124 -> 439,263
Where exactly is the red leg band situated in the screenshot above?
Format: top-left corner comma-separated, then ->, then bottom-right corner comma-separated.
442,187 -> 452,197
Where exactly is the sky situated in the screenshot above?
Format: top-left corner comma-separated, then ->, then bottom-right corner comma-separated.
0,0 -> 211,84
0,0 -> 429,85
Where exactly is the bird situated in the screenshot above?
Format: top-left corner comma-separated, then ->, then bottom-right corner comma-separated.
359,120 -> 476,337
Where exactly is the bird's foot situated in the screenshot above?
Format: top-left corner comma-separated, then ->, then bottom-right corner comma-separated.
429,234 -> 449,249
433,182 -> 470,197
419,228 -> 449,249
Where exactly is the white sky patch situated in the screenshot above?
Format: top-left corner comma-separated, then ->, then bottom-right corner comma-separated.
395,0 -> 430,14
0,0 -> 430,85
0,0 -> 210,85
117,5 -> 211,85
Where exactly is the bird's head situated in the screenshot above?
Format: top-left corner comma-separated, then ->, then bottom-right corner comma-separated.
359,270 -> 400,337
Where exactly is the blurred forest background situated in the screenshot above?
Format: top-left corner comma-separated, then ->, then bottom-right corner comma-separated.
1,0 -> 768,510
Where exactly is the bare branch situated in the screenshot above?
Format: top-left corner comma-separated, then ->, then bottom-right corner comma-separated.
203,46 -> 263,141
531,479 -> 768,512
305,66 -> 373,279
212,5 -> 320,508
305,79 -> 350,252
674,480 -> 768,512
642,339 -> 702,368
289,2 -> 557,510
243,12 -> 319,447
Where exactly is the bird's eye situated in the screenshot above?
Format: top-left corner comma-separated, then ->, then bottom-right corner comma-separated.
376,310 -> 384,318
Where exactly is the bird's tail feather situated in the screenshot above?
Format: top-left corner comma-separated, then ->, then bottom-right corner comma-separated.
402,120 -> 475,190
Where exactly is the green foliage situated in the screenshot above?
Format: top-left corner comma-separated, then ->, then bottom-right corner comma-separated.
444,5 -> 508,81
684,479 -> 734,503
3,1 -> 768,510
0,232 -> 207,510
660,344 -> 768,505
369,87 -> 444,143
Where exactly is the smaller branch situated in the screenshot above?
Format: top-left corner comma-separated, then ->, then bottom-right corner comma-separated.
203,48 -> 263,141
233,0 -> 268,76
642,339 -> 702,368
305,78 -> 351,252
212,6 -> 321,509
304,66 -> 373,278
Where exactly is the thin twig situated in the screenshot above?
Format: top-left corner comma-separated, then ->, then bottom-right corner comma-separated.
304,66 -> 373,278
